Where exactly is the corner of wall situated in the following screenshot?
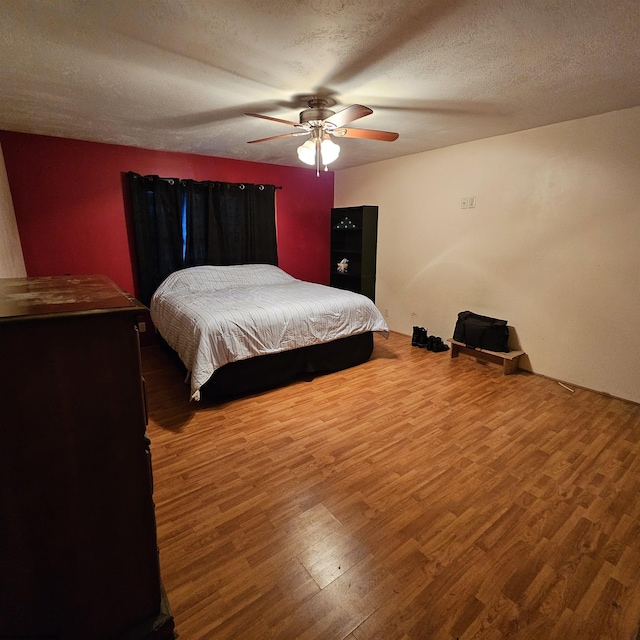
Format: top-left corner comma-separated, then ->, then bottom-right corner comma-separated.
0,142 -> 26,278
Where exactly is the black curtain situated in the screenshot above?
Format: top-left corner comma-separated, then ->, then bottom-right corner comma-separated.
185,181 -> 277,266
128,173 -> 183,306
128,172 -> 278,305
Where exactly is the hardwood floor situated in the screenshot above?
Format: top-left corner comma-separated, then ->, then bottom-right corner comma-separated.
141,331 -> 640,640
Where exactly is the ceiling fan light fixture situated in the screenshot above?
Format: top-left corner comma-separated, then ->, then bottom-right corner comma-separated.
320,137 -> 340,165
296,139 -> 316,165
297,135 -> 340,170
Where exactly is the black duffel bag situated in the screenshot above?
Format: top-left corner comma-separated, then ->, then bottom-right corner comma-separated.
453,310 -> 510,352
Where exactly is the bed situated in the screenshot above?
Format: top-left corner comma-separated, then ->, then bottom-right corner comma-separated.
150,264 -> 389,400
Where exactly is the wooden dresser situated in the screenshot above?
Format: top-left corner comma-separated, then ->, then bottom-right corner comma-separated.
0,275 -> 174,639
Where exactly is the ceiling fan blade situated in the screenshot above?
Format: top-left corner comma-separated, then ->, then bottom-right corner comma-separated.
245,112 -> 301,127
333,127 -> 399,142
325,104 -> 373,128
247,132 -> 309,144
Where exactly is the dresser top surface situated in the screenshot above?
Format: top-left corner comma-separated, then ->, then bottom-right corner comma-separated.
0,274 -> 146,321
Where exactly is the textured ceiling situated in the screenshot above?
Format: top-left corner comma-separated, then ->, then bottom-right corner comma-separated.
1,0 -> 639,170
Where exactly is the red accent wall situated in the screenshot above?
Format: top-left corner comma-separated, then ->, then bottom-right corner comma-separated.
0,131 -> 334,297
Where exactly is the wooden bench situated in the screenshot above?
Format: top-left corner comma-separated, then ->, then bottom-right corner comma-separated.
447,339 -> 525,375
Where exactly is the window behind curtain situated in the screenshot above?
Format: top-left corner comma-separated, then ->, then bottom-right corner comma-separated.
127,173 -> 278,306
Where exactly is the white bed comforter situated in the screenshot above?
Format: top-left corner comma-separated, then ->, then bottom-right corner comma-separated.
150,264 -> 389,399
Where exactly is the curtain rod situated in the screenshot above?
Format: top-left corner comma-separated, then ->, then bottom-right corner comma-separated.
151,175 -> 282,189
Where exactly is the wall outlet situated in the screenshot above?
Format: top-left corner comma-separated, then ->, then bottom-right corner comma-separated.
138,321 -> 147,333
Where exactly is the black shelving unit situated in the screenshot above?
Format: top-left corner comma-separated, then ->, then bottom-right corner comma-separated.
330,205 -> 378,301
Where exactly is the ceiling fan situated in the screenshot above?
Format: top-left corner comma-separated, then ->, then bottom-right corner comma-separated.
245,97 -> 399,175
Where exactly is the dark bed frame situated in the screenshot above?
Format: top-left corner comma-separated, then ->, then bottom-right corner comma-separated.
161,331 -> 375,402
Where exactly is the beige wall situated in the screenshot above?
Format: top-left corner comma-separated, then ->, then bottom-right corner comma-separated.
335,107 -> 640,404
0,143 -> 26,278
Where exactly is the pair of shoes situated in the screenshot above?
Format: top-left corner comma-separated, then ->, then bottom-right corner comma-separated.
429,336 -> 450,352
413,327 -> 449,352
422,335 -> 438,351
412,326 -> 429,348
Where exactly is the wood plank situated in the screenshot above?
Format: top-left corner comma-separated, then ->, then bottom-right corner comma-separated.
448,338 -> 525,375
141,331 -> 640,639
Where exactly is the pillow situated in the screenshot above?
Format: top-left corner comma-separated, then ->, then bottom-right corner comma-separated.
154,264 -> 296,296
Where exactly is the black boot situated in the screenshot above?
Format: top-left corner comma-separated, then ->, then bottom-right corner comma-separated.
411,326 -> 421,347
417,327 -> 429,348
432,336 -> 450,352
